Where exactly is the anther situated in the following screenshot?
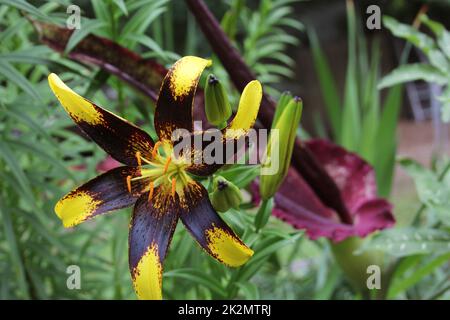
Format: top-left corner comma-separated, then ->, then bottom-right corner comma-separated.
126,175 -> 132,193
152,141 -> 162,158
171,178 -> 176,197
163,156 -> 172,174
148,181 -> 154,203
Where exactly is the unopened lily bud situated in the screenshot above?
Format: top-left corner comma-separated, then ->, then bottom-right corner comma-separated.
210,176 -> 243,212
260,97 -> 303,200
204,74 -> 232,128
272,91 -> 293,129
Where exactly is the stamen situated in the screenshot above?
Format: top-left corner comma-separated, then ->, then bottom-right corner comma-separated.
135,151 -> 142,167
171,178 -> 176,197
148,181 -> 154,203
163,156 -> 172,174
126,175 -> 132,193
152,141 -> 162,158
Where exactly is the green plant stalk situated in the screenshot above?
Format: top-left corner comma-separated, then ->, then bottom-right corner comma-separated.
331,237 -> 385,299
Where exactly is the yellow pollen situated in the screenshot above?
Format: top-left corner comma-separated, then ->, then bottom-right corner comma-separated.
163,156 -> 172,174
135,151 -> 142,167
171,178 -> 176,197
148,181 -> 154,203
126,175 -> 132,193
152,141 -> 162,158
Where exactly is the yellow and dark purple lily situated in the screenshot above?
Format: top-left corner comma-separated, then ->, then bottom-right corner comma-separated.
48,56 -> 262,299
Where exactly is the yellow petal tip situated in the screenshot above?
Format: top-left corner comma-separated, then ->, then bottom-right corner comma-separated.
206,227 -> 254,267
132,244 -> 163,300
54,191 -> 100,228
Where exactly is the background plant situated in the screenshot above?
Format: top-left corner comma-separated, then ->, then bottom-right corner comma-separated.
308,1 -> 402,198
0,0 -> 449,300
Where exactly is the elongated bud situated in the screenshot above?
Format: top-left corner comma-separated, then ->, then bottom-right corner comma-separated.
204,74 -> 232,128
260,97 -> 303,200
210,176 -> 243,212
272,91 -> 293,129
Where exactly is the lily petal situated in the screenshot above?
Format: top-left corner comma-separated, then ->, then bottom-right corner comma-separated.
224,80 -> 263,139
179,181 -> 253,267
48,73 -> 154,166
129,191 -> 179,300
155,56 -> 211,141
55,166 -> 146,228
186,80 -> 263,176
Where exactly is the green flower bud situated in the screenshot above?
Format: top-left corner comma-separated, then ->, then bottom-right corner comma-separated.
260,97 -> 303,200
272,91 -> 293,129
210,176 -> 243,212
204,74 -> 232,128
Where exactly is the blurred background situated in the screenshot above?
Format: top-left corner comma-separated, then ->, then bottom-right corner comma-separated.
0,0 -> 449,300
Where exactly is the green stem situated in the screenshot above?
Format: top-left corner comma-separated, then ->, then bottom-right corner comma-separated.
331,237 -> 385,299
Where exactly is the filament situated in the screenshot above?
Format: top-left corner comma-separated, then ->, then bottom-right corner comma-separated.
148,181 -> 154,203
135,151 -> 142,167
171,178 -> 176,197
126,175 -> 132,193
152,141 -> 162,158
163,156 -> 172,174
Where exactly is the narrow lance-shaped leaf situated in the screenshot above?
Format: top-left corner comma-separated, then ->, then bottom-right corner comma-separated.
378,63 -> 448,89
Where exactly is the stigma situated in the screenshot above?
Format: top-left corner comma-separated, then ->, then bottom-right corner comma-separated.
125,141 -> 190,203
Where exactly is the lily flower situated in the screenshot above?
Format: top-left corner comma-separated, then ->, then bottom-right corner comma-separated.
48,56 -> 262,299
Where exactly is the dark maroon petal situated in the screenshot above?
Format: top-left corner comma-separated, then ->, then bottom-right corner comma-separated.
178,181 -> 253,266
154,56 -> 210,141
129,190 -> 179,299
353,199 -> 395,238
33,20 -> 166,101
55,166 -> 147,227
264,139 -> 395,242
305,139 -> 378,214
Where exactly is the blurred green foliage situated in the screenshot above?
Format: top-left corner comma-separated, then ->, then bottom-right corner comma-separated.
0,0 -> 449,300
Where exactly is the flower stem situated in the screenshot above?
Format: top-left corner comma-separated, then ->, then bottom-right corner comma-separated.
330,237 -> 386,299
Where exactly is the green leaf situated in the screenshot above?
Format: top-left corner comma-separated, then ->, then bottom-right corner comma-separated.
0,0 -> 49,21
6,138 -> 75,181
383,16 -> 448,70
235,282 -> 260,299
164,268 -> 226,298
421,15 -> 450,60
0,140 -> 36,206
357,227 -> 450,257
374,86 -> 402,197
308,28 -> 341,137
378,63 -> 448,89
64,19 -> 106,54
254,198 -> 274,231
383,16 -> 435,53
0,202 -> 30,298
112,0 -> 128,16
0,61 -> 41,100
388,252 -> 450,298
399,158 -> 450,224
340,0 -> 360,151
219,165 -> 260,188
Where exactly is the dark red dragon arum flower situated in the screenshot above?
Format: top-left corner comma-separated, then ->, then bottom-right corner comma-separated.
253,139 -> 395,242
